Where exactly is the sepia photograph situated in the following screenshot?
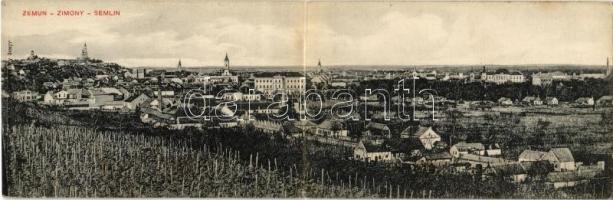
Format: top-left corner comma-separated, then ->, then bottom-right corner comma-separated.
1,0 -> 612,198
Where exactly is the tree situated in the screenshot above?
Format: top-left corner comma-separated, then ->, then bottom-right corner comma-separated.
529,160 -> 553,179
432,141 -> 448,153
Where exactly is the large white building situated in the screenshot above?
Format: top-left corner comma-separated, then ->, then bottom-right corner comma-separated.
254,74 -> 306,97
481,69 -> 525,84
531,71 -> 571,86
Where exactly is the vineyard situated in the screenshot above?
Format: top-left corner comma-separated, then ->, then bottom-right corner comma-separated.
4,124 -> 412,197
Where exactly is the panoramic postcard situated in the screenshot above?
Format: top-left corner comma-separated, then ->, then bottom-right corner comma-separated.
1,0 -> 612,198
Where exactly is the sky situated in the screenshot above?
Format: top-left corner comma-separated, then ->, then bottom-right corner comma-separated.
1,0 -> 611,68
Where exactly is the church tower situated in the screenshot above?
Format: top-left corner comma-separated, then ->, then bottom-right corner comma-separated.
317,59 -> 323,73
81,43 -> 89,60
224,53 -> 230,70
177,59 -> 183,71
607,57 -> 611,76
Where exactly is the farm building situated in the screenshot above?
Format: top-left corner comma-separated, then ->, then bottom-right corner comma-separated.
484,162 -> 531,183
575,97 -> 594,106
522,96 -> 543,105
449,142 -> 485,158
353,140 -> 394,163
518,148 -> 576,172
545,97 -> 559,105
497,97 -> 513,105
363,122 -> 391,138
417,152 -> 452,167
316,119 -> 348,138
400,126 -> 441,150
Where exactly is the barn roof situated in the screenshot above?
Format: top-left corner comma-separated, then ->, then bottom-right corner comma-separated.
549,148 -> 574,162
518,150 -> 549,162
362,142 -> 391,153
452,142 -> 485,151
366,122 -> 389,130
401,126 -> 435,138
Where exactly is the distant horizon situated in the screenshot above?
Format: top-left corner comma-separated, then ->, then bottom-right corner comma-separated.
4,55 -> 611,70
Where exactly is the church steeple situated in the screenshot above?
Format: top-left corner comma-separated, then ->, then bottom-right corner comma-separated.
607,57 -> 611,76
81,43 -> 89,60
317,59 -> 323,73
177,59 -> 182,70
224,53 -> 230,70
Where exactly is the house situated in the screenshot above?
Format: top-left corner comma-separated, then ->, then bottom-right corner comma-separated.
449,142 -> 485,158
153,90 -> 175,97
363,122 -> 391,138
316,119 -> 348,138
12,90 -> 38,102
483,143 -> 502,157
125,93 -> 151,110
400,126 -> 441,150
140,107 -> 175,127
143,98 -> 174,110
575,97 -> 594,106
254,108 -> 280,114
546,170 -> 596,189
118,87 -> 131,100
497,97 -> 513,106
65,88 -> 90,99
485,162 -> 530,183
293,120 -> 317,134
42,82 -> 58,89
43,91 -> 56,105
221,92 -> 262,101
596,95 -> 612,106
221,92 -> 243,101
353,140 -> 394,162
548,148 -> 576,172
518,150 -> 552,162
252,119 -> 283,134
545,97 -> 559,105
456,153 -> 513,168
54,90 -> 69,99
518,148 -> 576,172
330,82 -> 347,88
416,152 -> 452,167
90,88 -> 124,108
522,96 -> 542,105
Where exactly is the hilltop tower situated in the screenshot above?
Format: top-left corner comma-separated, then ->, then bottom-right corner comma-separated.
27,50 -> 38,60
224,53 -> 230,70
81,43 -> 89,60
7,40 -> 13,58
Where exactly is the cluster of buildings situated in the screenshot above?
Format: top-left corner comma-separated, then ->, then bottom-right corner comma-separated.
352,125 -> 605,189
325,60 -> 612,86
493,95 -> 613,107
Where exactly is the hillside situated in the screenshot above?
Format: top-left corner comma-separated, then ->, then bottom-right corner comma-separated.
2,58 -> 126,92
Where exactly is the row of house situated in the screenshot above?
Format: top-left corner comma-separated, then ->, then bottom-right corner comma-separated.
496,96 -> 613,106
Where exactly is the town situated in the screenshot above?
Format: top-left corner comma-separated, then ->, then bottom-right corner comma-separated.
3,42 -> 612,198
